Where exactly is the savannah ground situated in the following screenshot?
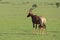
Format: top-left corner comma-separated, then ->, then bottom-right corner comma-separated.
0,0 -> 60,40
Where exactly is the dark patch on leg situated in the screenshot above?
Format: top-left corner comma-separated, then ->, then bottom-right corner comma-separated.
43,23 -> 46,29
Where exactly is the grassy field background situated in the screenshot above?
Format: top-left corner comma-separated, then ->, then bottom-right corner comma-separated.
0,0 -> 60,40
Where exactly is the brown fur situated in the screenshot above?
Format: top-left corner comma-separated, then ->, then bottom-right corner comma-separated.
27,10 -> 46,34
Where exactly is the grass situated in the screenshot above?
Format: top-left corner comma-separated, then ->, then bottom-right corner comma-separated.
0,0 -> 60,40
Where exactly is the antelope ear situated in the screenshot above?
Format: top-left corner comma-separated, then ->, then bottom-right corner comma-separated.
29,10 -> 32,12
29,10 -> 32,13
27,9 -> 32,14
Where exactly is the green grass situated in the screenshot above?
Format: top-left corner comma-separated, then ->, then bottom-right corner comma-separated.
0,0 -> 60,40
